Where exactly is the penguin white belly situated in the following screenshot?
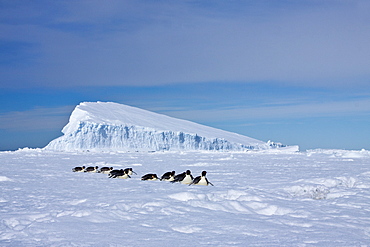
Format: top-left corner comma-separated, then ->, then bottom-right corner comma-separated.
181,175 -> 193,184
117,174 -> 130,179
196,177 -> 208,186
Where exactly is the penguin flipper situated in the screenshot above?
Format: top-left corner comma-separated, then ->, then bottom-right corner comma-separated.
205,177 -> 214,186
190,176 -> 201,186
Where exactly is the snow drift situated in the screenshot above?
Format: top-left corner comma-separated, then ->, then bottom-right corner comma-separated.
45,102 -> 298,152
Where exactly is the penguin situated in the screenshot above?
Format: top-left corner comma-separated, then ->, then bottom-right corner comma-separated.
141,173 -> 159,181
108,169 -> 131,179
190,171 -> 214,186
160,171 -> 175,181
171,170 -> 193,184
72,166 -> 85,172
108,169 -> 121,177
123,168 -> 137,176
85,166 -> 99,173
99,167 -> 113,174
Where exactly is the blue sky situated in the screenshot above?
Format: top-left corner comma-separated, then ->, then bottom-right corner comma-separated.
1,0 -> 369,151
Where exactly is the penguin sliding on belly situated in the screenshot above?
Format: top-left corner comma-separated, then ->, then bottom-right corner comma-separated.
141,174 -> 159,181
171,170 -> 193,184
99,167 -> 113,174
85,166 -> 99,173
160,171 -> 175,181
108,169 -> 131,179
72,166 -> 85,172
190,171 -> 214,186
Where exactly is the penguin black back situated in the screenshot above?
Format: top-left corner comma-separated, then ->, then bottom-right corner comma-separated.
160,171 -> 175,181
85,166 -> 98,172
141,173 -> 159,181
72,166 -> 85,172
109,169 -> 131,179
172,170 -> 193,184
99,167 -> 113,174
171,171 -> 186,183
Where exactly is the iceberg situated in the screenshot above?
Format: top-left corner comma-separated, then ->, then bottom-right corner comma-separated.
44,102 -> 298,152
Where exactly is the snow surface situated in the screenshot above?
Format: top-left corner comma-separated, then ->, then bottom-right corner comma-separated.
45,102 -> 297,152
1,148 -> 370,246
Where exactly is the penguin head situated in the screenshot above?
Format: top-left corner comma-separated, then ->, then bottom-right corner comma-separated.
201,171 -> 207,176
186,170 -> 191,175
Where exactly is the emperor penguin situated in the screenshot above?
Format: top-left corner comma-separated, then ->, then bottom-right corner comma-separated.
160,171 -> 175,181
85,166 -> 99,173
99,167 -> 113,174
190,171 -> 214,186
72,166 -> 85,172
172,170 -> 193,184
141,173 -> 159,181
109,169 -> 131,179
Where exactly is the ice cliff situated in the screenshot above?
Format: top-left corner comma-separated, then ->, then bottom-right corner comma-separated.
44,102 -> 298,152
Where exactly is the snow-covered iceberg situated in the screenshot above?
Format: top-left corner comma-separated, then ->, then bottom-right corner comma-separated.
44,102 -> 298,152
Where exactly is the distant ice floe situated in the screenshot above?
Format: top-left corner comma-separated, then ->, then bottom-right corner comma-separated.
307,149 -> 370,158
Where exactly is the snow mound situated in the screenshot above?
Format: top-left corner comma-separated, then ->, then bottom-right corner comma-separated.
45,102 -> 298,152
284,176 -> 359,200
